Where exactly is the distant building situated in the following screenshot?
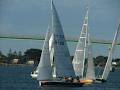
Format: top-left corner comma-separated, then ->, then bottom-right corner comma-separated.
12,59 -> 19,64
27,59 -> 34,65
112,62 -> 117,66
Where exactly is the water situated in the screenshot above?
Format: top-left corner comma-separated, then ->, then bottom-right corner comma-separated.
0,65 -> 120,90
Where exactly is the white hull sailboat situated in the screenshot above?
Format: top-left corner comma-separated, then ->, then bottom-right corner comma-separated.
96,24 -> 120,83
37,0 -> 84,87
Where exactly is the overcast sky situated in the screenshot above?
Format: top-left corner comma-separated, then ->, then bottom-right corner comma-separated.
0,0 -> 120,57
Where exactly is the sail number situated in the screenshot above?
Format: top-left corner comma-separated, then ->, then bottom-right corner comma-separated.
54,40 -> 64,45
54,35 -> 64,45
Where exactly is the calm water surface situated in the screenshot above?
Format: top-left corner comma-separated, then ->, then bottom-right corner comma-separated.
0,65 -> 120,90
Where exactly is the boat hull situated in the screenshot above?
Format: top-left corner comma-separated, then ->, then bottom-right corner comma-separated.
95,78 -> 106,83
39,81 -> 84,87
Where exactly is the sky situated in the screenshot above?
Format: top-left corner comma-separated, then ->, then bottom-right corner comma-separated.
0,0 -> 120,58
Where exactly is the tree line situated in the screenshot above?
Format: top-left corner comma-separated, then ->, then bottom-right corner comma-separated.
0,48 -> 42,65
0,48 -> 120,67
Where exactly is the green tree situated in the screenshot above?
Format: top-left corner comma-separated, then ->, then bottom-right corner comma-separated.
7,49 -> 20,64
0,50 -> 7,63
7,49 -> 13,63
18,51 -> 24,64
95,56 -> 107,66
24,48 -> 42,65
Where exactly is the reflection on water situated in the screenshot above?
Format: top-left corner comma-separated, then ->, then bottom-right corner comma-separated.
0,65 -> 120,90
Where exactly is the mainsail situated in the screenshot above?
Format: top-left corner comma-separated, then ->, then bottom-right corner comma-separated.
37,27 -> 52,81
51,1 -> 75,77
86,34 -> 95,80
72,10 -> 88,77
102,24 -> 120,80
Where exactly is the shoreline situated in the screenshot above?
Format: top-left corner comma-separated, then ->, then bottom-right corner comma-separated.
0,63 -> 120,69
0,63 -> 33,67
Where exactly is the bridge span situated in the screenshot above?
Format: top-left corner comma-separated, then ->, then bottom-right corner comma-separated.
0,34 -> 120,45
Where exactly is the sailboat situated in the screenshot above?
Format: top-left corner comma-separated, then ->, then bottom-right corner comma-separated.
72,8 -> 88,78
37,0 -> 84,87
72,8 -> 95,84
96,23 -> 120,82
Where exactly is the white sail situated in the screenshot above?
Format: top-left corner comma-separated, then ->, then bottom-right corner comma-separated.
72,10 -> 88,77
51,1 -> 75,77
86,34 -> 95,80
31,33 -> 54,79
49,34 -> 54,65
49,34 -> 55,77
102,24 -> 120,80
37,27 -> 52,81
49,34 -> 54,52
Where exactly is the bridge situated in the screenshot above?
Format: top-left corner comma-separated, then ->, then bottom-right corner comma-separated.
0,34 -> 120,45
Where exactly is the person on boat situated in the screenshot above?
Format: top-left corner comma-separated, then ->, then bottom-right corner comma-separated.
67,77 -> 73,82
62,76 -> 73,83
73,76 -> 80,83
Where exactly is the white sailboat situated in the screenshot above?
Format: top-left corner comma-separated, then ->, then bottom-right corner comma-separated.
37,0 -> 84,87
72,9 -> 95,84
96,24 -> 120,82
72,9 -> 89,78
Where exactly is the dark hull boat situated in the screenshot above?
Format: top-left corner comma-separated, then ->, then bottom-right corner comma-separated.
39,81 -> 84,87
37,0 -> 78,87
95,78 -> 106,83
